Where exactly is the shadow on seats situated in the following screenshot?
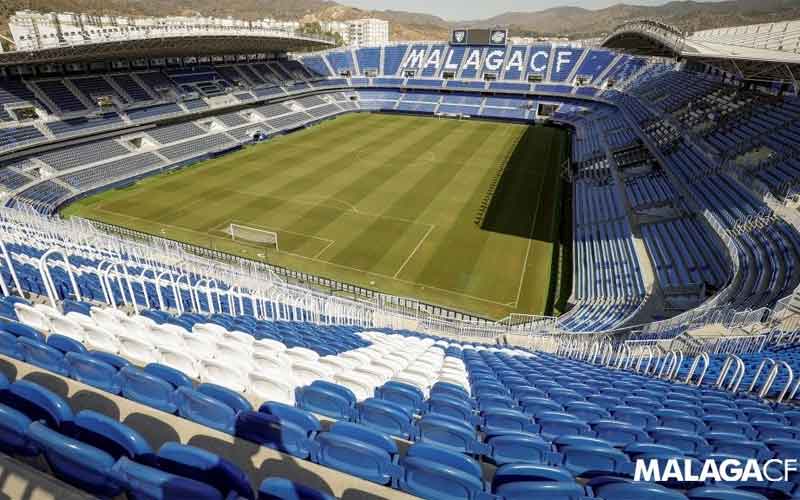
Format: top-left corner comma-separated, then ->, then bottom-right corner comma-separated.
69,389 -> 122,422
0,359 -> 18,382
122,412 -> 181,447
20,372 -> 69,400
189,434 -> 335,498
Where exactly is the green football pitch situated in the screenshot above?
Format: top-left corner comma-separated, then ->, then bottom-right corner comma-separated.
62,113 -> 571,319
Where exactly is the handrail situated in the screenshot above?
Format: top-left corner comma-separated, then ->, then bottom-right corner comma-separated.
614,343 -> 631,370
685,352 -> 710,386
759,360 -> 794,402
748,358 -> 776,393
729,356 -> 746,393
634,346 -> 654,374
195,278 -> 213,315
155,270 -> 180,313
175,273 -> 196,313
38,248 -> 82,309
715,354 -> 744,392
0,239 -> 25,299
657,351 -> 683,380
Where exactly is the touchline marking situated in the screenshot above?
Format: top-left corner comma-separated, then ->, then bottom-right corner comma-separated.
313,239 -> 337,259
394,224 -> 436,278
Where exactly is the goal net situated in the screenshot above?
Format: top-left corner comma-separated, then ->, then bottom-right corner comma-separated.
228,224 -> 279,250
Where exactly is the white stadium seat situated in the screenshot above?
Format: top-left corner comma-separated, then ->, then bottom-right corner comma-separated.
14,303 -> 51,333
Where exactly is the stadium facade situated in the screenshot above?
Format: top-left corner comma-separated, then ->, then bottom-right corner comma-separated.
0,10 -> 799,500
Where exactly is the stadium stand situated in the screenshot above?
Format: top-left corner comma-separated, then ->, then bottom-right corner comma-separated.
3,13 -> 800,496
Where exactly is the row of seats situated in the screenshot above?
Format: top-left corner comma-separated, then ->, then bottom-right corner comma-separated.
0,370 -> 335,500
2,297 -> 792,500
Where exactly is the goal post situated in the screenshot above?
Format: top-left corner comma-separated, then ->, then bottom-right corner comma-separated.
228,223 -> 279,250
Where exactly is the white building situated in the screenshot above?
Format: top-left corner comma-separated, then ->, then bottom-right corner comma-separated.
321,18 -> 389,46
8,11 -> 302,51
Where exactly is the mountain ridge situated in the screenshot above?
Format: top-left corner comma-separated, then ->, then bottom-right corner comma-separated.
2,0 -> 800,43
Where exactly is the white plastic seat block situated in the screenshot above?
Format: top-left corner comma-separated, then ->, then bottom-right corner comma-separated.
286,347 -> 319,363
83,325 -> 120,354
200,359 -> 247,393
249,371 -> 296,405
117,333 -> 160,366
49,315 -> 85,342
181,332 -> 217,361
158,345 -> 199,379
252,351 -> 291,373
291,360 -> 333,386
14,303 -> 51,333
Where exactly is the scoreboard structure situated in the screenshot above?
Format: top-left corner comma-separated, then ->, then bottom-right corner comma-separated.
451,28 -> 508,46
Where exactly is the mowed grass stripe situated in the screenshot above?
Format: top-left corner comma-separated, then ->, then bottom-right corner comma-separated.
64,114 -> 569,319
106,114 -> 387,222
265,117 -> 447,243
342,122 -> 515,278
190,117 -> 413,235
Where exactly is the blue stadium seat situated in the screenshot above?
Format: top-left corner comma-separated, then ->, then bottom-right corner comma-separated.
70,410 -> 154,463
296,380 -> 357,420
398,443 -> 489,500
174,387 -> 237,434
0,330 -> 24,359
588,477 -> 689,499
89,351 -> 131,370
119,365 -> 178,414
17,336 -> 69,376
537,412 -> 593,440
492,464 -> 589,500
357,398 -> 415,439
197,383 -> 253,414
611,405 -> 658,429
65,351 -> 122,393
686,486 -> 768,500
258,478 -> 335,500
27,421 -> 121,497
259,401 -> 321,436
520,397 -> 563,416
46,334 -> 86,355
0,401 -> 38,456
705,432 -> 773,460
648,427 -> 712,457
592,420 -> 652,447
564,401 -> 609,422
155,442 -> 254,499
481,408 -> 539,434
486,430 -> 560,466
112,456 -> 224,500
145,363 -> 193,390
310,422 -> 400,485
752,421 -> 800,440
559,442 -> 634,478
1,321 -> 45,342
416,414 -> 490,455
235,411 -> 314,459
426,394 -> 479,424
0,379 -> 73,430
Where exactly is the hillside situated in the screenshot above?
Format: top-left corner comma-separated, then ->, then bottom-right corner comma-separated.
2,0 -> 800,44
475,0 -> 800,38
0,0 -> 449,42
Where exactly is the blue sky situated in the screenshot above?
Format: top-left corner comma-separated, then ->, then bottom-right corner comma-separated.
339,0 -> 675,21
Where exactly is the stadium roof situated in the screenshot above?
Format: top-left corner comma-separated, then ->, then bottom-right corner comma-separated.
602,19 -> 800,86
0,33 -> 336,67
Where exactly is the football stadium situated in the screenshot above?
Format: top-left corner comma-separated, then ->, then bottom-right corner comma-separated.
1,5 -> 800,499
